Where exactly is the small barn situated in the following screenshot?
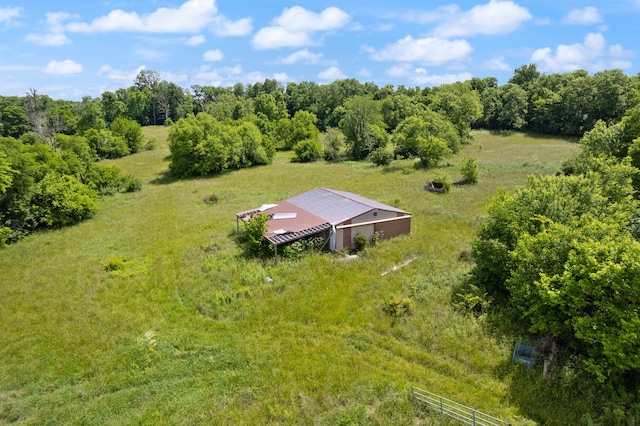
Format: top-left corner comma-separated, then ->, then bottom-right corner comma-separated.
236,188 -> 411,252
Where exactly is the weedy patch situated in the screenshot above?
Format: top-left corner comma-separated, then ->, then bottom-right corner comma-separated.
102,255 -> 150,277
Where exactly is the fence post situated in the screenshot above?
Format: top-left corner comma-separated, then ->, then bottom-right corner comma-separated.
472,410 -> 476,425
440,397 -> 443,414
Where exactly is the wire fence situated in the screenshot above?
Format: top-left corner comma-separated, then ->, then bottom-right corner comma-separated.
412,386 -> 511,426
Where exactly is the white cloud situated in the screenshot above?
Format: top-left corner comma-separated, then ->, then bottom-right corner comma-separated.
45,12 -> 76,31
252,6 -> 350,50
25,33 -> 71,46
386,64 -> 413,78
408,1 -> 531,37
0,6 -> 21,27
482,56 -> 511,71
371,36 -> 472,65
357,68 -> 372,77
273,6 -> 349,32
318,66 -> 346,81
563,7 -> 602,25
531,32 -> 630,72
253,27 -> 311,50
435,1 -> 531,37
64,0 -> 249,35
193,65 -> 290,87
186,35 -> 206,46
280,49 -> 323,65
44,59 -> 83,75
211,17 -> 252,36
98,65 -> 146,82
203,49 -> 224,61
26,12 -> 75,46
384,64 -> 472,85
411,69 -> 474,86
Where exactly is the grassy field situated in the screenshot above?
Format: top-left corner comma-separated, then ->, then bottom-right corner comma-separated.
0,128 -> 581,425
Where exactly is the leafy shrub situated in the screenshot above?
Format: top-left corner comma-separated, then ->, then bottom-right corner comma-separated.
292,138 -> 323,162
452,283 -> 489,314
240,213 -> 273,257
85,165 -> 141,195
369,147 -> 393,166
354,233 -> 367,250
0,227 -> 11,248
120,174 -> 142,193
432,175 -> 452,193
32,172 -> 98,227
143,138 -> 156,151
460,157 -> 479,184
321,127 -> 345,161
85,128 -> 130,159
418,135 -> 452,167
281,236 -> 325,258
110,117 -> 143,153
369,231 -> 383,247
382,295 -> 413,317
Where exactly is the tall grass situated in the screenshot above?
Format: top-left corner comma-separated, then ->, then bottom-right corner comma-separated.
0,128 -> 580,424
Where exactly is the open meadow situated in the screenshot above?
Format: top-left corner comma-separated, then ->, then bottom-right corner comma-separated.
0,128 -> 582,425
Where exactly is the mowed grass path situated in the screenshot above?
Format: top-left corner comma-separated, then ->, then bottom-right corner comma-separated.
0,128 -> 581,425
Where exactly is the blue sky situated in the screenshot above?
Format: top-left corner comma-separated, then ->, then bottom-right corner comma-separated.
1,0 -> 638,100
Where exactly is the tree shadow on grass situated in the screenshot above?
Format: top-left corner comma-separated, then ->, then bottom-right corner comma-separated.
494,359 -> 619,425
150,169 -> 179,185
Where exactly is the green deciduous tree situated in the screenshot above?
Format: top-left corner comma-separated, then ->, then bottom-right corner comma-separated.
84,128 -> 130,159
168,113 -> 274,177
292,138 -> 323,163
339,95 -> 386,160
417,136 -> 452,167
471,169 -> 640,382
110,117 -> 143,154
0,105 -> 31,138
393,110 -> 460,158
508,218 -> 640,381
0,151 -> 14,194
290,110 -> 319,147
426,82 -> 482,142
320,127 -> 345,161
31,172 -> 98,227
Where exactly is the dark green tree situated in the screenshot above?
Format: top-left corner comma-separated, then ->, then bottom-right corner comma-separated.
339,95 -> 386,160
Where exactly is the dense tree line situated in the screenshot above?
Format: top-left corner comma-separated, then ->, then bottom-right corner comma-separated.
0,90 -> 143,246
469,104 -> 640,422
1,65 -> 639,241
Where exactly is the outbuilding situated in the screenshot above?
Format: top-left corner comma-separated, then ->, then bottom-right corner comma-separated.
236,188 -> 411,252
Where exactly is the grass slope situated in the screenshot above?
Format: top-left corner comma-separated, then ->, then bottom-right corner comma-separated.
0,128 -> 581,425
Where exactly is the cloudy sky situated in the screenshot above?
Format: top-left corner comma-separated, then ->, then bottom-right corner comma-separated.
1,0 -> 638,100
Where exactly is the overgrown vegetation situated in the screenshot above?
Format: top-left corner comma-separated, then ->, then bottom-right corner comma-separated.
2,63 -> 640,423
0,127 -> 584,424
468,103 -> 640,421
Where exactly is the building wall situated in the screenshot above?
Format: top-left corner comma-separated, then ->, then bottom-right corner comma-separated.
333,210 -> 411,251
375,214 -> 411,240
